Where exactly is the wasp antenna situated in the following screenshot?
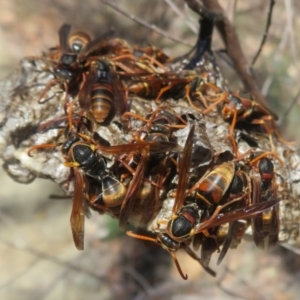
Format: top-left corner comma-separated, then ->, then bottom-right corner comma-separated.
170,252 -> 188,280
27,143 -> 57,157
126,231 -> 157,243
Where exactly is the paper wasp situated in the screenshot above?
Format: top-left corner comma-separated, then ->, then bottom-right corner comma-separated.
132,45 -> 170,71
38,24 -> 92,105
203,91 -> 294,153
27,121 -> 181,250
251,157 -> 280,250
125,69 -> 219,112
39,24 -> 131,108
193,163 -> 251,266
122,106 -> 187,141
78,59 -> 127,124
127,125 -> 280,279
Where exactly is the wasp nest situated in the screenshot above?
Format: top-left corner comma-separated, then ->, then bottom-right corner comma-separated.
0,18 -> 299,279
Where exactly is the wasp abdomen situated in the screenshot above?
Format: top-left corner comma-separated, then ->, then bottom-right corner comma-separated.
102,175 -> 127,207
91,81 -> 113,122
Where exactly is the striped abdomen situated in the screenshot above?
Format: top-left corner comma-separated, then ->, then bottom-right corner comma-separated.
91,80 -> 113,123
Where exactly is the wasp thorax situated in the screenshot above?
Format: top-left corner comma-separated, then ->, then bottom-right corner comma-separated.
258,157 -> 274,182
72,144 -> 94,165
168,206 -> 199,240
62,135 -> 80,155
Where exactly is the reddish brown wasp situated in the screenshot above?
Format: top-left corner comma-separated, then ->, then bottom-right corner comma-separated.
127,125 -> 280,279
183,161 -> 248,267
112,146 -> 172,229
132,45 -> 170,72
251,157 -> 279,250
134,45 -> 170,64
196,155 -> 280,264
125,70 -> 218,112
27,127 -> 181,250
76,37 -> 132,62
78,59 -> 127,124
113,125 -> 180,228
38,24 -> 92,105
170,159 -> 251,268
39,24 -> 123,107
127,124 -> 199,279
76,53 -> 166,123
43,24 -> 89,63
111,52 -> 167,75
77,46 -> 161,128
203,91 -> 294,153
125,72 -> 193,103
87,42 -> 169,75
70,132 -> 180,246
122,106 -> 187,139
83,38 -> 168,76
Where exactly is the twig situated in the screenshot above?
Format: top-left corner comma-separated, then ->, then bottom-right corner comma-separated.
216,265 -> 263,300
281,242 -> 300,255
184,0 -> 224,20
261,23 -> 289,97
0,238 -> 105,280
0,257 -> 40,289
284,0 -> 300,78
225,0 -> 238,23
124,267 -> 153,294
164,0 -> 198,33
251,0 -> 275,66
102,0 -> 193,47
31,268 -> 70,300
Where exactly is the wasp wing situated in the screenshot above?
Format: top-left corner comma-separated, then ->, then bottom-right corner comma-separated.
173,124 -> 195,213
70,169 -> 88,250
96,140 -> 181,155
58,24 -> 71,53
119,153 -> 149,228
194,198 -> 280,234
78,27 -> 115,59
